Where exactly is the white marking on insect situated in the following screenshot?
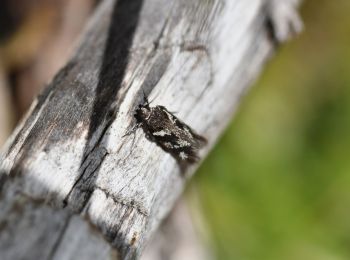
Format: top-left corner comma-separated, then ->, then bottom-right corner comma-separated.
153,130 -> 171,136
179,152 -> 188,160
176,139 -> 191,147
164,110 -> 177,124
164,142 -> 173,148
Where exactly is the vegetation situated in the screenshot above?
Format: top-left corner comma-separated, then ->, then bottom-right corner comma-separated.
195,1 -> 350,259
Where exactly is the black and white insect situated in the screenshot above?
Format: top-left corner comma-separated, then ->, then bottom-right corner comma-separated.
131,95 -> 207,164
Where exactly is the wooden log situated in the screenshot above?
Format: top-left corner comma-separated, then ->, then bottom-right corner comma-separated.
0,0 -> 302,259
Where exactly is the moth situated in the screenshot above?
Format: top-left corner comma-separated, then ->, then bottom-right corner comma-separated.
132,96 -> 207,164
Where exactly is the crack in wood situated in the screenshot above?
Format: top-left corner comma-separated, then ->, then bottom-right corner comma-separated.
47,215 -> 71,260
263,3 -> 281,48
96,187 -> 149,217
64,149 -> 109,211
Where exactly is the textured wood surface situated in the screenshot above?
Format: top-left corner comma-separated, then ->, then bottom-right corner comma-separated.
0,0 -> 302,259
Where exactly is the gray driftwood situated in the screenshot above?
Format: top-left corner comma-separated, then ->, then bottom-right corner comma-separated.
0,0 -> 302,259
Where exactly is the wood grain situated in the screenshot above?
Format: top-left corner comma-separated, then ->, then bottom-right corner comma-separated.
0,0 -> 302,259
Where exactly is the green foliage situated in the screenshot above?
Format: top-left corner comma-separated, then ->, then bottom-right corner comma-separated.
194,1 -> 350,259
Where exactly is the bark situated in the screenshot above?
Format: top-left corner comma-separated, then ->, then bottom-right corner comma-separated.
0,0 -> 302,259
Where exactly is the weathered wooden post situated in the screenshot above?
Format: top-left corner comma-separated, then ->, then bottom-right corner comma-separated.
0,0 -> 302,259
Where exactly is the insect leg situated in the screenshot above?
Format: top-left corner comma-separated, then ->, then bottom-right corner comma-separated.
122,122 -> 142,137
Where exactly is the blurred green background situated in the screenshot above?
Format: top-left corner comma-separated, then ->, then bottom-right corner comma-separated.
194,0 -> 350,259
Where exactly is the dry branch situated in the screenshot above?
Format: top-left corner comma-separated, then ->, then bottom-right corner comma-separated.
0,0 -> 302,259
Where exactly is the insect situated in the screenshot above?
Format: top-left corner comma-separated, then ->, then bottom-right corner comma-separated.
132,95 -> 207,164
